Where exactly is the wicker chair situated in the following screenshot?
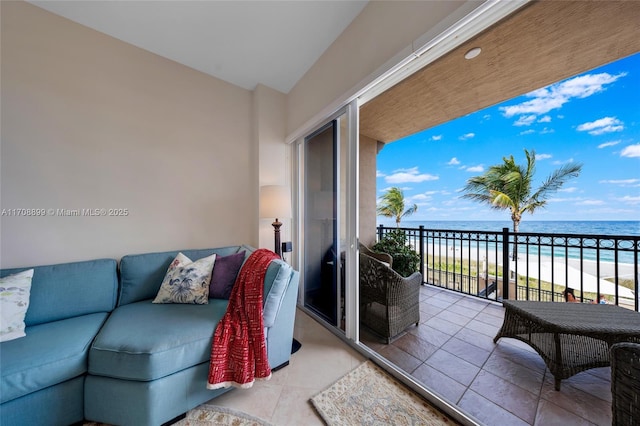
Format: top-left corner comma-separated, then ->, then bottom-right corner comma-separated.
359,242 -> 393,268
611,342 -> 640,425
359,252 -> 421,343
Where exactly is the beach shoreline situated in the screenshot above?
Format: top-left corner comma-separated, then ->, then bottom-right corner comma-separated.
421,242 -> 636,279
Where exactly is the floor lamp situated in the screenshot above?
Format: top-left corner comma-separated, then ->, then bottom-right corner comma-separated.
259,185 -> 292,258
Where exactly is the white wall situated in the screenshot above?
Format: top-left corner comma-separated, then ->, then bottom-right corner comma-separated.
0,2 -> 256,267
0,0 -> 484,268
253,84 -> 292,255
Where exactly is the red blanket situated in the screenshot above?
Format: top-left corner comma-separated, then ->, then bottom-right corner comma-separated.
207,249 -> 279,389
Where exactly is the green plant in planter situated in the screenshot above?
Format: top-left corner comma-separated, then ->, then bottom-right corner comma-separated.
372,229 -> 420,277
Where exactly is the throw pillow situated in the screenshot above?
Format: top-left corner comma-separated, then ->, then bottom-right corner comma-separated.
0,269 -> 35,342
209,251 -> 246,299
152,253 -> 216,304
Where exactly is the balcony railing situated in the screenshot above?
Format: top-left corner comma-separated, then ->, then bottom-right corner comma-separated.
376,225 -> 639,311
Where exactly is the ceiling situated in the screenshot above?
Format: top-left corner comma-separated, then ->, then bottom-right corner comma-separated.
360,1 -> 640,143
29,0 -> 368,94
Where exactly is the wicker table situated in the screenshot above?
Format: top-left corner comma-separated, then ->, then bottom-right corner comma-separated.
494,300 -> 640,390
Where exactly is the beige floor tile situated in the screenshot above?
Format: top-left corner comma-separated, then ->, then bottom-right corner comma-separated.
270,385 -> 326,426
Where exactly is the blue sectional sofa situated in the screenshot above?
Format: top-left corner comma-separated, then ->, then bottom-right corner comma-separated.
0,245 -> 300,426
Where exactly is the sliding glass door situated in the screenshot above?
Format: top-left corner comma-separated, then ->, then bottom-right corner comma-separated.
300,104 -> 356,333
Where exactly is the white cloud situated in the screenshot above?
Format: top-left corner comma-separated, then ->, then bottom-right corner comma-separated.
552,158 -> 574,165
409,193 -> 433,202
519,129 -> 535,135
621,144 -> 640,158
598,140 -> 621,149
558,187 -> 578,193
535,153 -> 552,161
538,115 -> 552,123
376,170 -> 386,177
539,127 -> 555,134
459,133 -> 475,140
599,178 -> 640,185
617,196 -> 640,205
483,114 -> 491,120
501,93 -> 565,117
385,167 -> 439,184
466,165 -> 484,173
379,186 -> 411,193
577,116 -> 624,135
548,197 -> 583,203
514,115 -> 537,126
500,72 -> 626,117
448,157 -> 460,165
576,199 -> 605,206
431,135 -> 442,141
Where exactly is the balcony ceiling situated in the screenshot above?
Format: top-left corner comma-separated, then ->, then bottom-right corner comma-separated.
360,1 -> 640,143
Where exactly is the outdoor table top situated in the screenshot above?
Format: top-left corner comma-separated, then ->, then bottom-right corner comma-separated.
501,300 -> 640,336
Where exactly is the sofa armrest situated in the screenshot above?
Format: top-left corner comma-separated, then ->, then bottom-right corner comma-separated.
264,268 -> 300,369
263,260 -> 295,328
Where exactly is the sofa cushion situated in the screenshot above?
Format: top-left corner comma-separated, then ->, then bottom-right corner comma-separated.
152,253 -> 215,304
0,269 -> 34,342
1,312 -> 109,404
118,246 -> 247,306
209,251 -> 246,299
0,259 -> 118,326
89,299 -> 229,381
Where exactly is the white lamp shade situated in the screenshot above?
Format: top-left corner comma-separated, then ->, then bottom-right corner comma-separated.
259,185 -> 292,219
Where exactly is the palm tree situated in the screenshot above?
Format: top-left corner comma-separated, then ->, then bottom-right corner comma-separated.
377,187 -> 418,227
462,148 -> 582,233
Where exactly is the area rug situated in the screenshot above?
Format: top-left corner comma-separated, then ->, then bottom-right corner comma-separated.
311,361 -> 455,426
84,406 -> 273,426
174,406 -> 273,426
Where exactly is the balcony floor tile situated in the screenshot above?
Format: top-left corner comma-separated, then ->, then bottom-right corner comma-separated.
363,285 -> 614,425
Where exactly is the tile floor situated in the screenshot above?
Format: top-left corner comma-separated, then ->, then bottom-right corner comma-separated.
200,309 -> 365,425
361,285 -> 613,426
202,285 -> 613,425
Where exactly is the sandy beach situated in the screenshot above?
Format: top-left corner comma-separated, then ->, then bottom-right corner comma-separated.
421,242 -> 636,280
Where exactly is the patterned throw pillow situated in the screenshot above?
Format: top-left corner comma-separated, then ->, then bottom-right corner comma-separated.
0,269 -> 35,342
152,253 -> 216,304
209,251 -> 246,299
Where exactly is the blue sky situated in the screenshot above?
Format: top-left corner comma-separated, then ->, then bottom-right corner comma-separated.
376,52 -> 640,222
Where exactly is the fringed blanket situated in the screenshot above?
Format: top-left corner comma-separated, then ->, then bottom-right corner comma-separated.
207,249 -> 279,389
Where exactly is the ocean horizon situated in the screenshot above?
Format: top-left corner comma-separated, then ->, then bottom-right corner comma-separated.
377,220 -> 640,237
375,220 -> 640,265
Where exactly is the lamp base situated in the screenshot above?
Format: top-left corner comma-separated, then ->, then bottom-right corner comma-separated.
272,219 -> 282,257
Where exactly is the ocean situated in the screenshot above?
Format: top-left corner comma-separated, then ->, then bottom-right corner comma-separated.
379,220 -> 640,237
376,220 -> 640,264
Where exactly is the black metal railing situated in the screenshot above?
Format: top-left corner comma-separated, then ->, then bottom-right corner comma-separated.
377,225 -> 639,311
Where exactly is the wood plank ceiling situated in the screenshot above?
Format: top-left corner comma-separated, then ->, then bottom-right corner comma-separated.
360,1 -> 640,143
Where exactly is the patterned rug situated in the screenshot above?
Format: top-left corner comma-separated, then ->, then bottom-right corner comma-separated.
174,406 -> 273,426
311,361 -> 456,426
84,406 -> 272,426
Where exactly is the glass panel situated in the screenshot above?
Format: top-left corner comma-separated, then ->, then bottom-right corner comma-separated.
303,121 -> 339,326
